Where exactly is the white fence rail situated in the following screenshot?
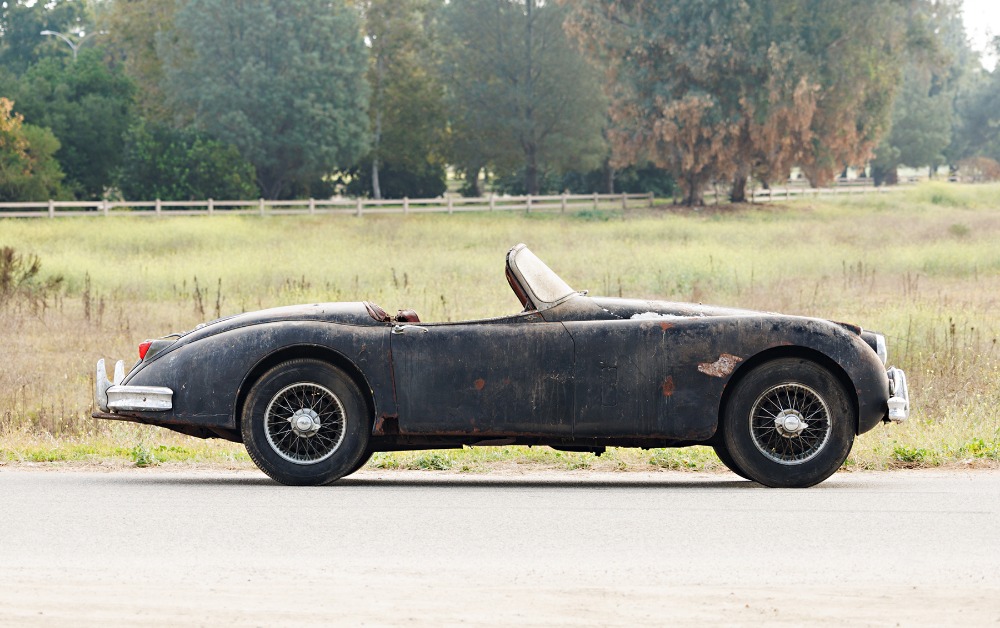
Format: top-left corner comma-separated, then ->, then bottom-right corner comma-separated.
693,183 -> 904,205
0,192 -> 654,218
0,185 -> 902,218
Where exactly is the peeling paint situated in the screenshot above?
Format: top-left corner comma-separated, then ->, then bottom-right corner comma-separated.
698,353 -> 743,377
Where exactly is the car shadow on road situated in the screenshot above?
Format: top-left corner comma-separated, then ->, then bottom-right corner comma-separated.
339,477 -> 765,490
124,473 -> 780,490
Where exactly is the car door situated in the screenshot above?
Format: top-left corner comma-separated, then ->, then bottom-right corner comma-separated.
390,316 -> 575,436
562,318 -> 718,441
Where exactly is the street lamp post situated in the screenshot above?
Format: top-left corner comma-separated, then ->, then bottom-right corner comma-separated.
40,29 -> 106,62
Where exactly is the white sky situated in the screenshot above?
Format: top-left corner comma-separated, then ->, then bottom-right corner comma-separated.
962,0 -> 1000,68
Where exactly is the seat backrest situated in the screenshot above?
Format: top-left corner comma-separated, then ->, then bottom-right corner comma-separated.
396,309 -> 420,323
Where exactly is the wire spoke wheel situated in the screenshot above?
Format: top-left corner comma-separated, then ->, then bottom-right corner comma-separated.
750,383 -> 831,464
722,358 -> 854,488
263,382 -> 347,465
242,359 -> 370,486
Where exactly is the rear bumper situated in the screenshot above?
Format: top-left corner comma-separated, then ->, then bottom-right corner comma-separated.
95,358 -> 173,413
886,367 -> 909,422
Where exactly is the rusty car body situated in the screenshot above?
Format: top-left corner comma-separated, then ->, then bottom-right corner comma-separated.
94,244 -> 909,487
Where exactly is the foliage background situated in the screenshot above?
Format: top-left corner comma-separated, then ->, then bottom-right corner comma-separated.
2,0 -> 997,202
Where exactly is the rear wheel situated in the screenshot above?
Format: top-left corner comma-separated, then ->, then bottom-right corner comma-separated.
241,359 -> 370,486
722,358 -> 854,488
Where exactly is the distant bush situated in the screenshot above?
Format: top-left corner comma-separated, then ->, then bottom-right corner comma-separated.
0,247 -> 63,312
0,97 -> 67,201
957,156 -> 1000,183
116,121 -> 259,200
343,158 -> 447,200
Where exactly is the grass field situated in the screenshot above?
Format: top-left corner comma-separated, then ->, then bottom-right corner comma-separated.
1,182 -> 998,472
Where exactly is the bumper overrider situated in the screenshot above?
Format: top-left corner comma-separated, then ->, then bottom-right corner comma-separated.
95,358 -> 173,414
886,366 -> 909,422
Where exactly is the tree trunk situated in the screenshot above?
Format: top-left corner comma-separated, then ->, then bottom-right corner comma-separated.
522,0 -> 538,196
371,155 -> 381,201
729,174 -> 748,203
682,173 -> 705,206
872,164 -> 898,187
464,165 -> 483,197
604,159 -> 615,194
525,148 -> 539,196
371,52 -> 384,200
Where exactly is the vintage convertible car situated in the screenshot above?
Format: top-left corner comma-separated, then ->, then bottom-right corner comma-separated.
94,244 -> 908,487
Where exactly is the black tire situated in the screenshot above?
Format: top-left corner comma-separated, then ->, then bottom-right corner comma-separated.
241,359 -> 370,486
346,448 -> 375,475
722,358 -> 854,488
711,441 -> 751,480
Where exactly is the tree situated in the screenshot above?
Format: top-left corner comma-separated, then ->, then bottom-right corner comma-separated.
355,0 -> 448,199
0,0 -> 89,75
116,121 -> 258,201
871,64 -> 953,185
0,97 -> 66,201
565,0 -> 921,204
102,0 -> 180,123
441,0 -> 607,196
162,0 -> 370,199
951,60 -> 1000,166
795,1 -> 937,187
6,50 -> 134,199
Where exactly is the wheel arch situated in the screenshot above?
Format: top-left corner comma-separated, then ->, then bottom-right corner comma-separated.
718,345 -> 860,437
234,344 -> 377,433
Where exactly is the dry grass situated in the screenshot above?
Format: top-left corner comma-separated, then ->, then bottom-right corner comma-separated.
1,181 -> 998,472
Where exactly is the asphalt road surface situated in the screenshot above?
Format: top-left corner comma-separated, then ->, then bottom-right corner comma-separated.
1,467 -> 998,626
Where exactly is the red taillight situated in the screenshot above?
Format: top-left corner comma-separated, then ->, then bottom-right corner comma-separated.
138,340 -> 153,360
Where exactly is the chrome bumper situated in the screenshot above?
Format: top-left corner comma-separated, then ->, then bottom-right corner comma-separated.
95,359 -> 173,413
886,367 -> 909,423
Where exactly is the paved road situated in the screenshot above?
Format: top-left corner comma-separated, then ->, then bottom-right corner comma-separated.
1,468 -> 998,626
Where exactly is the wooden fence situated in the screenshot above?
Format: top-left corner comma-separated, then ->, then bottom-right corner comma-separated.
706,183 -> 905,205
0,192 -> 653,218
0,184 -> 902,218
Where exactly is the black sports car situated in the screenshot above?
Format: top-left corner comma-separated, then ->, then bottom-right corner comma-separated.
95,244 -> 909,487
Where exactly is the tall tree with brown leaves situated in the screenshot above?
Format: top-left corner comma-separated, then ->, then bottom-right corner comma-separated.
565,0 -> 921,204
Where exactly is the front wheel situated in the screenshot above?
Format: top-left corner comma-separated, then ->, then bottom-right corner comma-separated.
722,358 -> 854,488
241,359 -> 370,486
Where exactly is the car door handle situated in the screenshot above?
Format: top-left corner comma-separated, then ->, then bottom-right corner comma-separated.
392,324 -> 429,334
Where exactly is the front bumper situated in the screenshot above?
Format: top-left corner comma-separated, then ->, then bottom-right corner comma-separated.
886,367 -> 909,422
95,358 -> 173,413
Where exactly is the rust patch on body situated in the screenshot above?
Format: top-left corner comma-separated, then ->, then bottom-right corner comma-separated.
698,353 -> 743,378
659,321 -> 674,331
373,414 -> 400,436
661,376 -> 675,397
474,378 -> 486,391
